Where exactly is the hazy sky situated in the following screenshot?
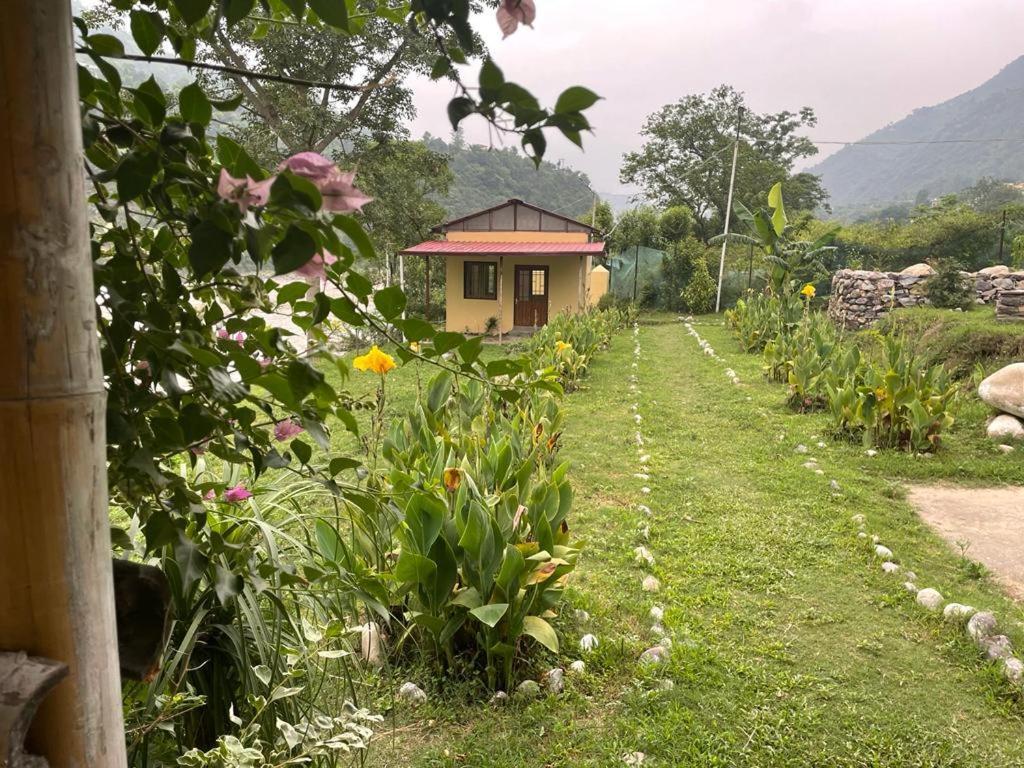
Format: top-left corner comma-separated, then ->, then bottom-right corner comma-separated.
408,0 -> 1024,196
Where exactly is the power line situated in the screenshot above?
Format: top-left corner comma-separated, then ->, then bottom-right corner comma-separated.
812,137 -> 1024,146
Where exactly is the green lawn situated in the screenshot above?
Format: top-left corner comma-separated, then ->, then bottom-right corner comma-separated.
366,314 -> 1024,767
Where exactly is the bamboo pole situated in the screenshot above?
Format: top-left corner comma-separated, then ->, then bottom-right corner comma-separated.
0,1 -> 127,765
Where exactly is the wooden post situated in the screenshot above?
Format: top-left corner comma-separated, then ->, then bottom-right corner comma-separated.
424,255 -> 430,320
497,256 -> 504,343
0,1 -> 127,765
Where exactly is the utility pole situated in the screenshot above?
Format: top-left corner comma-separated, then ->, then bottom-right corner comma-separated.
715,107 -> 743,313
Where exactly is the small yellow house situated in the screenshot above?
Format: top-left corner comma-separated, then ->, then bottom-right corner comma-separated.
401,199 -> 609,336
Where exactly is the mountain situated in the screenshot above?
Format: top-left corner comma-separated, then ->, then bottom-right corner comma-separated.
424,134 -> 600,220
810,55 -> 1024,210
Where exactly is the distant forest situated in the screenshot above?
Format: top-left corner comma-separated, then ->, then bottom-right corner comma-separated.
424,134 -> 599,221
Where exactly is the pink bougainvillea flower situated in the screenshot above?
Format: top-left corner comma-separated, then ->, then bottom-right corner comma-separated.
497,0 -> 536,37
273,419 -> 304,442
257,356 -> 273,369
293,250 -> 338,280
233,331 -> 246,346
203,489 -> 216,501
278,152 -> 372,213
224,484 -> 253,503
217,168 -> 274,212
216,327 -> 230,339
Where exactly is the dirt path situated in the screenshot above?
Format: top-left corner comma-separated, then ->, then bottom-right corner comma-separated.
907,484 -> 1024,599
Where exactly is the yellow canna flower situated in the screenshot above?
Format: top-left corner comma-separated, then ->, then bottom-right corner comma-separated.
555,340 -> 572,354
408,341 -> 421,353
443,467 -> 462,492
800,283 -> 816,299
353,345 -> 396,375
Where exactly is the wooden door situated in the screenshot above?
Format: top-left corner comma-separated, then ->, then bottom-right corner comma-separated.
514,265 -> 549,326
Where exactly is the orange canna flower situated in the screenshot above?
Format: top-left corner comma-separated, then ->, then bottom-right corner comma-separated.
353,345 -> 396,375
555,340 -> 572,354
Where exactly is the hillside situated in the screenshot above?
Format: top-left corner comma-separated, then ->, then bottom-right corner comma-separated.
424,134 -> 598,220
811,55 -> 1024,210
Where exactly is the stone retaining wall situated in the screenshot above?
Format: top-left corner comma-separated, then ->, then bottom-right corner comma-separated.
828,264 -> 1024,329
996,290 -> 1024,322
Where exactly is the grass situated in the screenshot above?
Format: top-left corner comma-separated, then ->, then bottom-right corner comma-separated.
362,312 -> 1024,767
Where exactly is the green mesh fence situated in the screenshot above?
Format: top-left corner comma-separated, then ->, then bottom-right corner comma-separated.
606,246 -> 667,301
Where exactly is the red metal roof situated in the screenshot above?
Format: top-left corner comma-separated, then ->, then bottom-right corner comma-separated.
400,240 -> 606,256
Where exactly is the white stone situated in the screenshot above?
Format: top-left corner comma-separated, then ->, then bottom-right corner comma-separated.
871,534 -> 881,544
802,461 -> 819,470
987,414 -> 1024,441
649,605 -> 665,622
634,414 -> 642,424
639,645 -> 669,665
489,691 -> 509,706
544,667 -> 565,694
817,441 -> 827,449
814,469 -> 825,476
998,444 -> 1015,454
515,679 -> 541,699
398,681 -> 427,705
903,581 -> 919,594
639,454 -> 651,464
882,561 -> 900,574
634,473 -> 650,481
794,444 -> 809,454
980,264 -> 1012,276
857,531 -> 868,539
623,752 -> 646,766
642,575 -> 661,592
579,633 -> 599,651
640,486 -> 651,495
358,622 -> 383,666
905,571 -> 917,581
634,546 -> 655,567
1004,657 -> 1024,684
638,525 -> 650,540
650,623 -> 666,636
865,449 -> 878,457
943,603 -> 976,622
984,634 -> 1014,661
830,480 -> 842,492
967,611 -> 998,641
638,504 -> 652,516
574,609 -> 590,623
978,363 -> 1024,418
850,514 -> 866,525
916,588 -> 944,611
874,544 -> 894,560
568,660 -> 586,674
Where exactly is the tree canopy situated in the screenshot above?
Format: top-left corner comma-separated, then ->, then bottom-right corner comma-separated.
620,85 -> 828,241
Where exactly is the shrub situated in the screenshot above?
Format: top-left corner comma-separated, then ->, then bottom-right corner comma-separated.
681,256 -> 717,314
824,334 -> 959,452
660,237 -> 707,311
923,258 -> 974,310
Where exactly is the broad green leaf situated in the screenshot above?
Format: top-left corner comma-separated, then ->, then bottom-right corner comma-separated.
374,285 -> 406,320
179,81 -> 212,126
554,85 -> 601,114
130,11 -> 165,56
768,182 -> 787,236
522,615 -> 559,652
271,224 -> 317,275
308,0 -> 349,28
173,0 -> 213,26
469,603 -> 508,628
394,551 -> 436,584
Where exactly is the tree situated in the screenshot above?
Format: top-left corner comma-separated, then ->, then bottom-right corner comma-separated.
620,85 -> 826,241
659,205 -> 694,243
682,257 -> 717,313
592,199 -> 615,235
958,176 -> 1024,213
608,206 -> 661,254
660,236 -> 708,311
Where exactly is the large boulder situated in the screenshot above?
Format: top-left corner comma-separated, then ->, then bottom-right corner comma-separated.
979,265 -> 1011,276
979,363 -> 1024,418
900,263 -> 935,277
987,414 -> 1024,441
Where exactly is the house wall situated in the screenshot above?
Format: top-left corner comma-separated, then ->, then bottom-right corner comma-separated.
446,230 -> 588,244
445,254 -> 599,334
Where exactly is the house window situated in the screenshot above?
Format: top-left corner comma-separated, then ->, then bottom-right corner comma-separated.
530,269 -> 546,296
464,261 -> 497,299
